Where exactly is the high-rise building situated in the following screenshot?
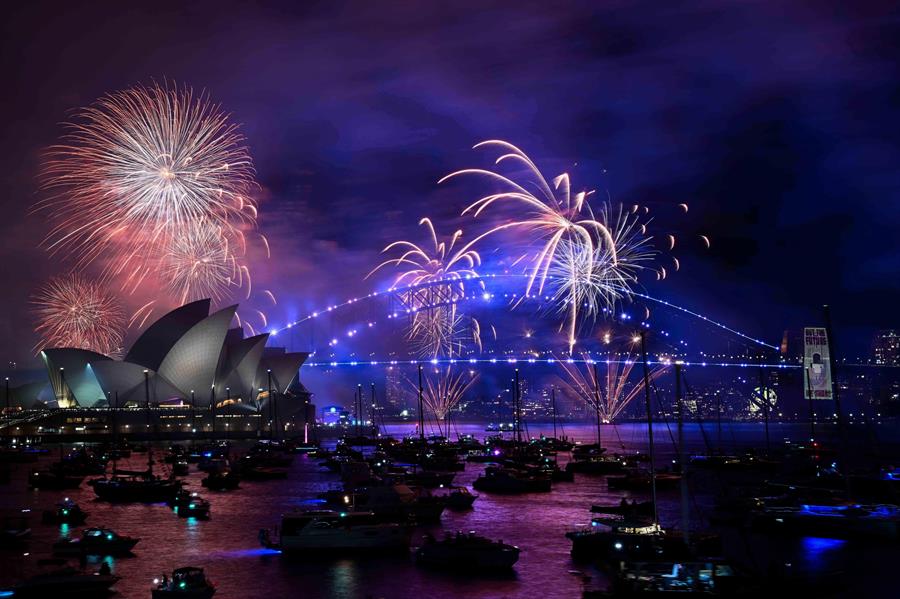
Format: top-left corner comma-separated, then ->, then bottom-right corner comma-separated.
384,366 -> 407,417
873,330 -> 900,366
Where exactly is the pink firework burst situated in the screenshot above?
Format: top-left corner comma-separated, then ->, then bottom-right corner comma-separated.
31,274 -> 126,356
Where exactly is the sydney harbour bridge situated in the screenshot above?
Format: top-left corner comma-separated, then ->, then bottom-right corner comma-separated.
1,271 -> 865,442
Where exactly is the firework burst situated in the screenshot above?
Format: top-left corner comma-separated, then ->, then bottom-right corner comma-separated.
369,218 -> 481,358
441,140 -> 659,352
410,367 -> 478,435
161,220 -> 237,304
38,81 -> 257,290
368,217 -> 480,288
439,140 -> 617,290
558,352 -> 666,422
31,274 -> 126,356
546,204 -> 655,338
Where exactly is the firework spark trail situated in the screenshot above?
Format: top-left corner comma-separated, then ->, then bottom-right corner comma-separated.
368,217 -> 480,288
557,351 -> 667,422
408,367 -> 478,435
439,140 -> 617,297
37,81 -> 258,295
161,219 -> 236,304
440,140 -> 660,353
546,205 -> 655,339
129,300 -> 157,330
32,274 -> 126,356
368,218 -> 482,358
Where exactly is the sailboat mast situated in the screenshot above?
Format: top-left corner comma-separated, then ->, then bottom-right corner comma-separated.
113,391 -> 119,473
417,364 -> 425,441
551,386 -> 558,440
356,384 -> 362,438
370,383 -> 377,437
144,369 -> 152,471
823,305 -> 848,463
639,331 -> 659,526
675,361 -> 689,546
806,367 -> 816,443
592,363 -> 602,447
514,368 -> 522,444
757,359 -> 770,454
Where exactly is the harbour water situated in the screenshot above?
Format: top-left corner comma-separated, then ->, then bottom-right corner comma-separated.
1,422 -> 896,598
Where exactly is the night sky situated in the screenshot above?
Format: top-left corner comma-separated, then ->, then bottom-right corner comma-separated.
2,1 -> 899,368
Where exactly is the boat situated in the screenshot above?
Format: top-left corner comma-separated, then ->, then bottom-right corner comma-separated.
566,516 -> 670,562
172,460 -> 190,476
568,517 -> 719,566
444,486 -> 478,510
526,456 -> 574,482
152,567 -> 215,598
9,566 -> 119,598
28,469 -> 85,490
201,470 -> 240,491
1,512 -> 32,546
565,455 -> 626,475
341,434 -> 380,447
0,445 -> 43,463
288,443 -> 320,455
100,439 -> 132,460
319,483 -> 446,523
611,560 -> 740,596
689,452 -> 780,473
607,470 -> 681,491
197,457 -> 229,474
170,490 -> 211,519
751,503 -> 900,540
466,450 -> 504,463
241,464 -> 289,480
415,531 -> 520,570
53,527 -> 139,556
534,435 -> 575,452
591,499 -> 655,517
42,498 -> 88,525
152,566 -> 216,598
91,470 -> 183,503
259,510 -> 411,552
398,469 -> 456,489
55,447 -> 109,475
164,445 -> 188,463
472,466 -> 551,494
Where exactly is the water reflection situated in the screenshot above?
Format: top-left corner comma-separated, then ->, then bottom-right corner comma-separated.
211,548 -> 282,559
798,536 -> 846,576
330,559 -> 360,598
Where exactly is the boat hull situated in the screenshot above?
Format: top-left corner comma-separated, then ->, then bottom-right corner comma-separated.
416,545 -> 520,570
278,526 -> 410,552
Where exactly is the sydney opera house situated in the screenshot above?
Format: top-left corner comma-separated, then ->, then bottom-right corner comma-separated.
5,300 -> 312,438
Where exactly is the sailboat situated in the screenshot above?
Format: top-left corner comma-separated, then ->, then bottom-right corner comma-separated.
90,388 -> 182,502
568,346 -> 722,566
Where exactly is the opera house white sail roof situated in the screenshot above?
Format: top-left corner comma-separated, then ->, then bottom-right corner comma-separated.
37,299 -> 308,409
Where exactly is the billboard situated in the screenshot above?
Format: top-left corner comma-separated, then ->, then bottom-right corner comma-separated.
803,327 -> 833,400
